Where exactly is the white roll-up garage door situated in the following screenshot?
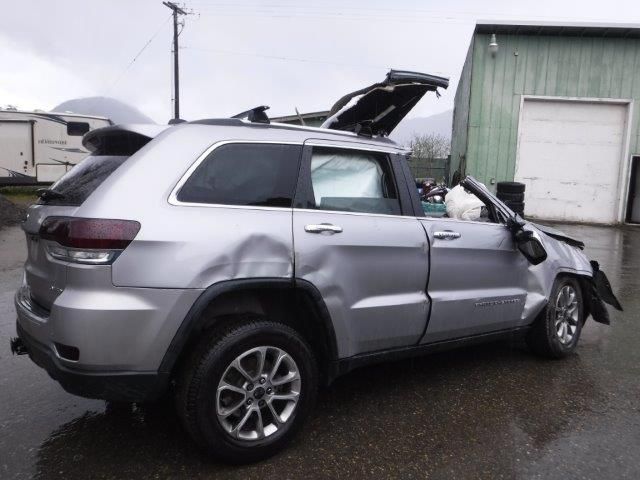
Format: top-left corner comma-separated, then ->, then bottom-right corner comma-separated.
515,99 -> 627,224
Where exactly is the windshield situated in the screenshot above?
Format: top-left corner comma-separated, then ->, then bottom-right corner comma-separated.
37,155 -> 129,206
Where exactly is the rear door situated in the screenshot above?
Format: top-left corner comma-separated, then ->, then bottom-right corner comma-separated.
0,120 -> 33,180
292,140 -> 429,357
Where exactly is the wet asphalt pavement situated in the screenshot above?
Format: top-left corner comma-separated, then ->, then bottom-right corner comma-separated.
0,223 -> 638,479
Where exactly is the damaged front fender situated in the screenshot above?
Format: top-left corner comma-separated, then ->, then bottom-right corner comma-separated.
581,261 -> 623,325
518,223 -> 622,327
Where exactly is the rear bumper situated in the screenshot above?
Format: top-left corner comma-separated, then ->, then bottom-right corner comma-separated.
14,270 -> 202,371
15,321 -> 168,402
14,281 -> 184,402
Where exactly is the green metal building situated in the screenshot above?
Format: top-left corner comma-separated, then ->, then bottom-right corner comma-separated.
451,21 -> 640,224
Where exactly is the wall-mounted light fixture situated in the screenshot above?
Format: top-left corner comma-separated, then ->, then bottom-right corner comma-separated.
488,33 -> 499,57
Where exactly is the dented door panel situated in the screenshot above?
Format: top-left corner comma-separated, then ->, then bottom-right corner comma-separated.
294,211 -> 429,358
112,206 -> 294,288
420,218 -> 528,343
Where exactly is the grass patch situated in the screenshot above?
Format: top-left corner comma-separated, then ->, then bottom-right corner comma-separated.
0,186 -> 39,207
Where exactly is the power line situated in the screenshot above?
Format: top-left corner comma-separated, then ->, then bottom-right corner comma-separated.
187,2 -> 640,24
180,45 -> 394,71
194,10 -> 474,24
181,45 -> 450,77
104,14 -> 172,96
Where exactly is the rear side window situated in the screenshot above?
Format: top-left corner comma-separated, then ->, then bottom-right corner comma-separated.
177,143 -> 301,207
38,155 -> 128,206
67,122 -> 90,136
308,147 -> 401,215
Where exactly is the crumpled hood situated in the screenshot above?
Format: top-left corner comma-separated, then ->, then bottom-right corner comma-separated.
530,222 -> 585,250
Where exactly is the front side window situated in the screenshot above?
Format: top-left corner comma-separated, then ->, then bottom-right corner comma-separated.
177,143 -> 301,207
308,147 -> 401,215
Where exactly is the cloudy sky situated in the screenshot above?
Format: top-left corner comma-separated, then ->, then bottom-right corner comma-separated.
2,0 -> 640,123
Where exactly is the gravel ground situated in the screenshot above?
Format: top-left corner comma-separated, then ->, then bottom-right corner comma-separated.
0,195 -> 26,229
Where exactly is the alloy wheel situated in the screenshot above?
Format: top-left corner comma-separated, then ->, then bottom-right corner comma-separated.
216,346 -> 301,441
554,285 -> 579,345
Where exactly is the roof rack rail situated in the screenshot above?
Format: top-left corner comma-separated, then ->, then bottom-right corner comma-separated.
231,105 -> 270,124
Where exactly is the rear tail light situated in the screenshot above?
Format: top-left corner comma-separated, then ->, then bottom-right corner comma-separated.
40,217 -> 140,264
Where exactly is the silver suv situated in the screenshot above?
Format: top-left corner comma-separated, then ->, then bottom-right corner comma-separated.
12,71 -> 620,463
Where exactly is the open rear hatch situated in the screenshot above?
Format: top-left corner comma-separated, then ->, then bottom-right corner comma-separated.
22,124 -> 165,310
321,69 -> 449,136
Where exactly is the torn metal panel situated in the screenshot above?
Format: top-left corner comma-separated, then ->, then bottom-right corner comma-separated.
322,70 -> 449,136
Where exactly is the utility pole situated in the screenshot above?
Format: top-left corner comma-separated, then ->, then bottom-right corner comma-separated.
163,1 -> 188,120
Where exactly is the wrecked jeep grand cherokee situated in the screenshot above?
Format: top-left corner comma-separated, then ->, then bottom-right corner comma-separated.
11,70 -> 621,463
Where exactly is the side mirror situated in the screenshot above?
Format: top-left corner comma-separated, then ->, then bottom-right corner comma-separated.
515,229 -> 547,265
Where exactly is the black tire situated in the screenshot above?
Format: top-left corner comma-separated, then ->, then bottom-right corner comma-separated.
505,200 -> 525,212
497,181 -> 525,194
497,191 -> 524,202
176,319 -> 318,464
526,277 -> 584,358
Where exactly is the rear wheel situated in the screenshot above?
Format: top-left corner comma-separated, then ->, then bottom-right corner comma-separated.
526,277 -> 584,358
176,320 -> 318,463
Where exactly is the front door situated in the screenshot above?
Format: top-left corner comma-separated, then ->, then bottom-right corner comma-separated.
292,141 -> 429,358
420,217 -> 528,343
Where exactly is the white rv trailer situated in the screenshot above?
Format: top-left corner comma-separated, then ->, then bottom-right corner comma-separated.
0,109 -> 112,185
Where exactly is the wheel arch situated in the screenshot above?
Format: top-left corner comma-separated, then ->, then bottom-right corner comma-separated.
553,271 -> 593,323
159,278 -> 339,385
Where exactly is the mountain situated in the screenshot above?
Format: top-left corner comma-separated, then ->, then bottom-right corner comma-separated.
52,96 -> 155,124
390,109 -> 453,146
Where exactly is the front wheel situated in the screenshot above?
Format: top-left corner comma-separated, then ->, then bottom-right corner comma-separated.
176,320 -> 318,464
526,277 -> 584,358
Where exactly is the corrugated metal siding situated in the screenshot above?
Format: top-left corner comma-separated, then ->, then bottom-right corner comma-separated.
407,157 -> 449,182
454,33 -> 640,187
449,40 -> 474,179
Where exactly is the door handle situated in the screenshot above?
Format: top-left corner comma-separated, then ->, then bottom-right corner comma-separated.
434,230 -> 461,240
304,223 -> 343,234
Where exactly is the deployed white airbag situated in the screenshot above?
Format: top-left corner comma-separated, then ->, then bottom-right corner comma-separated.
311,151 -> 384,205
445,184 -> 484,221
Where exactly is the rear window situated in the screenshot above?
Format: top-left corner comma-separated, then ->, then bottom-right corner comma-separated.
177,143 -> 301,207
37,155 -> 128,206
